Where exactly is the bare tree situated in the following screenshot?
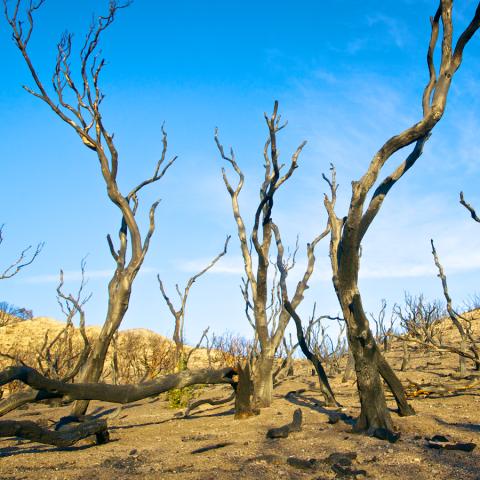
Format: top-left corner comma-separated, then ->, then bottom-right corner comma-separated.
393,293 -> 444,373
0,261 -> 92,416
370,300 -> 396,352
0,301 -> 33,327
323,2 -> 480,433
37,261 -> 91,381
272,334 -> 298,385
158,236 -> 230,367
308,316 -> 347,377
394,293 -> 444,344
4,1 -> 178,416
431,239 -> 480,372
216,101 -> 316,407
0,224 -> 43,280
208,332 -> 253,368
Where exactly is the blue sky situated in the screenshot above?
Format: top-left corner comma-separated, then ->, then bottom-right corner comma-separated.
1,0 -> 480,343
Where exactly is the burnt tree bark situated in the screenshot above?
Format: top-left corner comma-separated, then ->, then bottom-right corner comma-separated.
233,362 -> 258,419
322,0 -> 480,433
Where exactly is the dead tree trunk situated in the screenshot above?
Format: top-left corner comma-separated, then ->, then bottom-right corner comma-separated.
234,362 -> 258,419
72,281 -> 133,416
322,2 -> 480,433
347,296 -> 396,431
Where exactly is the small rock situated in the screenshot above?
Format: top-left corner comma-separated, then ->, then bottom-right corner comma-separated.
327,452 -> 357,466
287,456 -> 319,470
429,435 -> 449,443
331,464 -> 367,478
426,439 -> 476,452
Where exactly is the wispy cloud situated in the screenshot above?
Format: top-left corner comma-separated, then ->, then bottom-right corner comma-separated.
345,38 -> 368,55
314,69 -> 337,85
366,14 -> 410,48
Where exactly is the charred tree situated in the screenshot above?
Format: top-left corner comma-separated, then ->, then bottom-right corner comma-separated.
4,1 -> 178,417
323,2 -> 480,433
216,102 -> 312,407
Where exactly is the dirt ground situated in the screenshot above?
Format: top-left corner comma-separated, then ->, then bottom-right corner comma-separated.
1,341 -> 480,480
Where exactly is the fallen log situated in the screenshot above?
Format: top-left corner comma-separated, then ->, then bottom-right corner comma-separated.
426,434 -> 476,452
405,378 -> 480,398
0,366 -> 236,407
0,417 -> 108,448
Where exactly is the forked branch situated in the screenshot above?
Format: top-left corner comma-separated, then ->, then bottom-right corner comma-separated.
0,225 -> 43,280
